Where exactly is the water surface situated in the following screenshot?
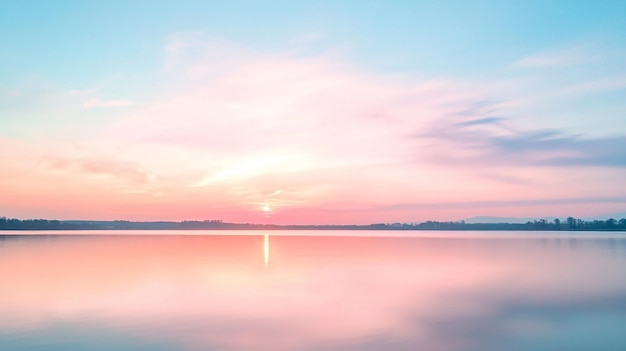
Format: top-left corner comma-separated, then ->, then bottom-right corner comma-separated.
1,230 -> 626,350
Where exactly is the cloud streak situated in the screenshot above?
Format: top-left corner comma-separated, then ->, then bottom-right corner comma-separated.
47,156 -> 150,184
420,114 -> 626,168
513,45 -> 595,68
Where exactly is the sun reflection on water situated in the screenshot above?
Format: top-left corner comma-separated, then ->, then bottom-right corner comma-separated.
264,233 -> 269,268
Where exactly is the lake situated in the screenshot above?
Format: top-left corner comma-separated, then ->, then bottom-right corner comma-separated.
1,230 -> 626,351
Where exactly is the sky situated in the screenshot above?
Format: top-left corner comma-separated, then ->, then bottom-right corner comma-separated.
1,0 -> 626,224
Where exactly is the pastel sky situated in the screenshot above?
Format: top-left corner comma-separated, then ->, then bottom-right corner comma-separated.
1,0 -> 626,224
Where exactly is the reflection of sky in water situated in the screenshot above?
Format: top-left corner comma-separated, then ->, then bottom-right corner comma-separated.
1,232 -> 626,351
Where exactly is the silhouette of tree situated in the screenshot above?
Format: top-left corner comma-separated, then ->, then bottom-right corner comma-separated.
606,218 -> 617,229
566,217 -> 576,229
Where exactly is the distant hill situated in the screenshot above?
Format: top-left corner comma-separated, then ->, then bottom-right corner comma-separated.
463,213 -> 626,224
462,216 -> 556,224
584,212 -> 626,221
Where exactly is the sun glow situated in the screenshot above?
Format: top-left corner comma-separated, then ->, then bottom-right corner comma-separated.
263,203 -> 271,212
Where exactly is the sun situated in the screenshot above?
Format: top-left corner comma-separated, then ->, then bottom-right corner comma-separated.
263,203 -> 271,212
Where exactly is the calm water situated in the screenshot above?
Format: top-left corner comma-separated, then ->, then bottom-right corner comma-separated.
1,230 -> 626,351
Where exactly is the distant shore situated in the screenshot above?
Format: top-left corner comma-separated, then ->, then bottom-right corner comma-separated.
1,217 -> 625,231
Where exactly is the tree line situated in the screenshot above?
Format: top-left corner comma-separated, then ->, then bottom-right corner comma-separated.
1,216 -> 625,231
372,217 -> 626,230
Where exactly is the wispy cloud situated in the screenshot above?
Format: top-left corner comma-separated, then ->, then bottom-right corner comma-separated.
514,45 -> 595,68
191,154 -> 290,187
83,98 -> 133,108
455,117 -> 505,127
419,109 -> 626,169
47,156 -> 150,184
383,196 -> 626,211
561,74 -> 626,95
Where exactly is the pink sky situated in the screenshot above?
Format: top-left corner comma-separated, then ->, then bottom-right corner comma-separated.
2,34 -> 626,224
